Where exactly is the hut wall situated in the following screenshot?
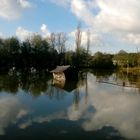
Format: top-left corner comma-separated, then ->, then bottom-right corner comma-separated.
53,72 -> 66,81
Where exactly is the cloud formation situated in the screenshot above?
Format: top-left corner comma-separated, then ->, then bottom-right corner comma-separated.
18,111 -> 66,129
71,0 -> 94,26
16,26 -> 33,41
18,0 -> 31,8
67,73 -> 140,140
0,0 -> 31,20
40,24 -> 50,38
51,0 -> 140,46
0,96 -> 27,135
69,29 -> 102,51
70,0 -> 140,33
16,24 -> 50,41
1,72 -> 140,139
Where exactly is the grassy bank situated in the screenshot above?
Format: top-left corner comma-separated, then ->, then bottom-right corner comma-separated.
121,67 -> 140,74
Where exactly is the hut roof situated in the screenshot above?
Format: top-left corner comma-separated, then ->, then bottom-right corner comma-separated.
50,65 -> 70,73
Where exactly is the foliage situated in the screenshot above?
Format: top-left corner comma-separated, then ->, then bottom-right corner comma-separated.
2,34 -> 140,70
113,50 -> 138,68
0,35 -> 58,70
91,52 -> 114,69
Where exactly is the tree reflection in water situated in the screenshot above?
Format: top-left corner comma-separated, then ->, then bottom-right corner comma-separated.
0,68 -> 140,102
0,69 -> 80,101
0,69 -> 89,110
0,69 -> 51,96
0,69 -> 140,139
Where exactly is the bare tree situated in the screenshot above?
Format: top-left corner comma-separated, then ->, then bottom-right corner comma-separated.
48,32 -> 67,53
50,33 -> 56,50
86,29 -> 91,67
86,29 -> 90,55
56,32 -> 67,54
75,24 -> 82,54
55,32 -> 67,65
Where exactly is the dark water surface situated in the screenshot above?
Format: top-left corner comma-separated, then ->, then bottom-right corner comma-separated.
0,69 -> 140,139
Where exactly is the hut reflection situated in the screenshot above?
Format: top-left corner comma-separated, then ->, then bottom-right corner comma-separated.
52,79 -> 78,92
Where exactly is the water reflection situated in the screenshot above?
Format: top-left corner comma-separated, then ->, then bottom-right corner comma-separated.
1,69 -> 139,95
0,95 -> 27,135
93,69 -> 140,90
0,69 -> 140,139
84,75 -> 140,140
0,70 -> 51,96
52,79 -> 78,92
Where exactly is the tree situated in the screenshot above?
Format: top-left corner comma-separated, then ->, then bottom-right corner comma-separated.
86,29 -> 91,67
20,39 -> 32,68
113,50 -> 128,68
55,32 -> 67,65
49,33 -> 56,50
75,24 -> 82,54
74,24 -> 82,67
3,37 -> 21,67
86,29 -> 90,55
9,37 -> 20,54
92,52 -> 114,68
30,34 -> 42,49
56,32 -> 67,54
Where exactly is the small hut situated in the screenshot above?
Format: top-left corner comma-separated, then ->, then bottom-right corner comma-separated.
50,65 -> 78,81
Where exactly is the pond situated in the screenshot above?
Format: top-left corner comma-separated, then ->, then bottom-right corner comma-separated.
0,69 -> 140,140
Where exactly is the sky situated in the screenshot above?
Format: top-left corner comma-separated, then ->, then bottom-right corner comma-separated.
0,0 -> 140,54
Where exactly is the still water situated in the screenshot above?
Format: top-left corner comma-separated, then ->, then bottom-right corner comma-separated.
0,69 -> 140,139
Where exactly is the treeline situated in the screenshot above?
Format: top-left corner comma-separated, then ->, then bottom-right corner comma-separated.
113,50 -> 140,68
0,34 -> 114,70
0,35 -> 58,70
0,31 -> 139,71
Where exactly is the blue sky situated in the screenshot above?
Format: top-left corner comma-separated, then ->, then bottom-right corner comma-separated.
0,0 -> 140,54
0,1 -> 77,34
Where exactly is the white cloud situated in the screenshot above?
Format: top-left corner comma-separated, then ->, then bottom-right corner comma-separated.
40,24 -> 50,38
82,30 -> 102,48
0,0 -> 31,20
69,29 -> 102,51
0,0 -> 21,20
0,96 -> 27,135
82,90 -> 140,139
1,72 -> 140,139
16,27 -> 33,41
18,111 -> 66,129
16,24 -> 50,41
18,0 -> 31,8
69,0 -> 140,46
67,73 -> 140,140
71,0 -> 94,26
122,33 -> 140,46
93,0 -> 140,35
50,0 -> 140,48
69,0 -> 140,33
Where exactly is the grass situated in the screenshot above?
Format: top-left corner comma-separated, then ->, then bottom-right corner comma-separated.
121,67 -> 140,74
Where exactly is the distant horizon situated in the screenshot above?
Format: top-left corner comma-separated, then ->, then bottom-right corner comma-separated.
0,34 -> 138,55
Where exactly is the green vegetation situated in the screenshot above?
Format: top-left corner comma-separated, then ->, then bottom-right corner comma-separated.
113,50 -> 140,72
0,30 -> 139,71
0,35 -> 115,70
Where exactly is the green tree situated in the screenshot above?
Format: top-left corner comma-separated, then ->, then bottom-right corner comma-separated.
113,50 -> 128,68
92,52 -> 114,69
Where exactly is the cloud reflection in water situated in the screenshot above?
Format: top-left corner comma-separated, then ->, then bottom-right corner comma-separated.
0,95 -> 27,135
68,73 -> 140,140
